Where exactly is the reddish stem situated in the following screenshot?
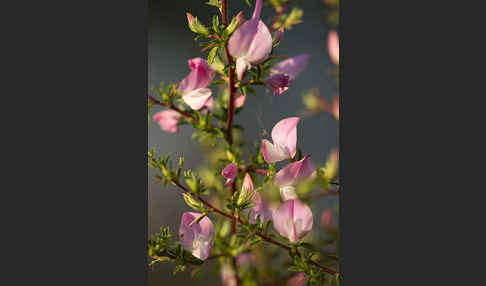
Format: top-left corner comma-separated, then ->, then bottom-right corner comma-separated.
167,177 -> 338,275
148,95 -> 196,121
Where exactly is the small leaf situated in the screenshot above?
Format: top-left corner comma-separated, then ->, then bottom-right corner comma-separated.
208,47 -> 219,65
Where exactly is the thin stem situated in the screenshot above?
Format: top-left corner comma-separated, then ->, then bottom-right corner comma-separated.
167,177 -> 338,275
230,181 -> 237,233
148,95 -> 196,121
221,0 -> 236,145
241,165 -> 269,176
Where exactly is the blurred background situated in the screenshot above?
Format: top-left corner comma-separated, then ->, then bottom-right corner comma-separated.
148,0 -> 338,284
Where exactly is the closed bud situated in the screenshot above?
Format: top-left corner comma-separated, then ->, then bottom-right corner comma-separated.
226,11 -> 245,35
186,12 -> 210,36
183,193 -> 204,211
237,173 -> 254,205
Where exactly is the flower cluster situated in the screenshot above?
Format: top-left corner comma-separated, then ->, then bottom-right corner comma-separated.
148,0 -> 340,285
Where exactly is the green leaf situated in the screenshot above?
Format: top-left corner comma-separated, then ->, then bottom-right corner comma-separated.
208,47 -> 219,65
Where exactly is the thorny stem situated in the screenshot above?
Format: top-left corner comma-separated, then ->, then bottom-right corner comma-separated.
167,177 -> 338,275
148,95 -> 197,121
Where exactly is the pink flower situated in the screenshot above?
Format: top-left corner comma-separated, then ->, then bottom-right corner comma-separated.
221,163 -> 238,187
178,212 -> 214,260
328,30 -> 339,65
320,209 -> 335,231
228,0 -> 273,80
153,110 -> 181,133
287,272 -> 307,286
244,191 -> 272,223
275,155 -> 315,187
270,54 -> 311,82
178,58 -> 215,110
265,74 -> 290,95
265,54 -> 310,95
262,117 -> 300,163
273,199 -> 313,243
220,264 -> 237,286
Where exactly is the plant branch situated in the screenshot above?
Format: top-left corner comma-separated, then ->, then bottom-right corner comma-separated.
167,177 -> 338,275
148,95 -> 196,121
221,0 -> 236,145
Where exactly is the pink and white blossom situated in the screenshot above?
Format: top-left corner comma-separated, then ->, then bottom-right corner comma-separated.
153,110 -> 181,133
221,163 -> 238,187
275,155 -> 316,187
178,212 -> 214,260
265,54 -> 311,95
272,199 -> 313,243
178,58 -> 215,110
262,117 -> 300,163
228,0 -> 273,80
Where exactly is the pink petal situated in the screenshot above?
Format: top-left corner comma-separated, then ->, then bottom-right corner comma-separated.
272,200 -> 312,243
222,163 -> 238,187
220,264 -> 237,286
228,19 -> 259,59
204,96 -> 214,112
265,74 -> 290,95
153,110 -> 181,133
328,30 -> 339,65
275,155 -> 315,186
272,200 -> 297,242
262,139 -> 290,163
242,173 -> 254,192
236,57 -> 251,80
251,0 -> 263,20
245,20 -> 273,64
178,58 -> 214,94
270,54 -> 311,81
182,88 -> 212,110
271,117 -> 300,159
234,94 -> 246,108
292,199 -> 313,241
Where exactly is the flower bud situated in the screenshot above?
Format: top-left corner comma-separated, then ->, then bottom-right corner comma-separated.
226,11 -> 245,35
221,163 -> 238,187
186,12 -> 210,36
182,193 -> 204,211
237,173 -> 254,205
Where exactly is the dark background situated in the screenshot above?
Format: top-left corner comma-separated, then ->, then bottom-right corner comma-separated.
149,0 -> 338,284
